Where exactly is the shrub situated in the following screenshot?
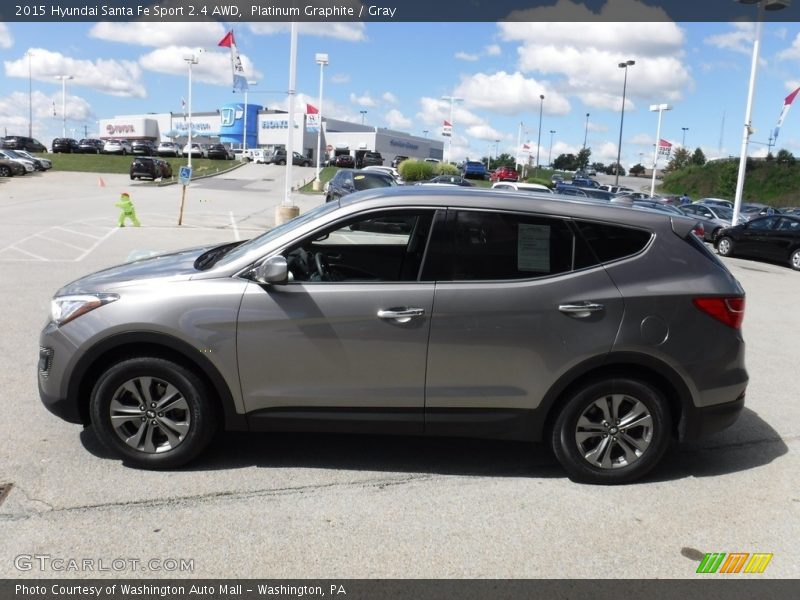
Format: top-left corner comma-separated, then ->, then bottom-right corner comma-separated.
526,177 -> 552,188
434,162 -> 459,176
397,159 -> 435,182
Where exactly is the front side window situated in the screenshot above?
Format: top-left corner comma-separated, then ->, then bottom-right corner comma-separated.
748,217 -> 778,231
283,210 -> 436,283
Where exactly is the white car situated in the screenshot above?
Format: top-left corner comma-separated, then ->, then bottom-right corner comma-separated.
0,149 -> 36,172
157,142 -> 183,157
491,181 -> 553,193
361,165 -> 404,184
182,143 -> 206,158
103,139 -> 133,155
15,150 -> 52,170
599,184 -> 635,194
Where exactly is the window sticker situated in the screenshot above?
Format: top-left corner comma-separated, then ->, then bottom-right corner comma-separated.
518,224 -> 551,271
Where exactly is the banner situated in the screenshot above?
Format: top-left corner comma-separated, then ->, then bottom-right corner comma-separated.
218,30 -> 248,92
773,86 -> 800,142
657,138 -> 672,158
307,114 -> 321,133
442,120 -> 452,137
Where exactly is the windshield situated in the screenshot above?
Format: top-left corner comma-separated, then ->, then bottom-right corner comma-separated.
714,207 -> 734,219
214,201 -> 340,268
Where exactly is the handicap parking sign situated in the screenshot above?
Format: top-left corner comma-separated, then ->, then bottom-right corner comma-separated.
179,166 -> 192,185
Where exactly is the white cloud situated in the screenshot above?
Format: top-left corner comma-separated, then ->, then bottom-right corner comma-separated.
0,23 -> 13,49
485,44 -> 501,56
706,23 -> 755,56
246,22 -> 366,42
5,48 -> 146,98
89,22 -> 227,48
455,51 -> 479,62
465,124 -> 510,142
385,109 -> 412,130
137,47 -> 260,88
587,121 -> 608,133
454,71 -> 571,116
331,73 -> 350,84
382,92 -> 398,104
349,92 -> 377,107
0,90 -> 94,141
778,32 -> 800,61
273,92 -> 365,125
416,97 -> 485,129
629,133 -> 655,146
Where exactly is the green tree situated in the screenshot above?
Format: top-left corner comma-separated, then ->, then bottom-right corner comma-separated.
776,148 -> 796,166
577,147 -> 592,169
629,163 -> 645,177
666,147 -> 690,172
717,162 -> 738,198
591,161 -> 606,173
690,147 -> 706,166
606,162 -> 626,176
553,153 -> 579,171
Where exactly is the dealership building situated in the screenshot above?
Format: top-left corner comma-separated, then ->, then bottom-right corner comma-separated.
98,104 -> 443,164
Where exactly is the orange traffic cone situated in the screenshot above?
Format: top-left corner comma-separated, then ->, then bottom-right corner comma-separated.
98,176 -> 106,188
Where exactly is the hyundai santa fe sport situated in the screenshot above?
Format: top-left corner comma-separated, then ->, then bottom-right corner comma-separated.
38,188 -> 747,484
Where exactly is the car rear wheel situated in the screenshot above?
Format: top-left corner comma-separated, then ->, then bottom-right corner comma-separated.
90,357 -> 218,469
790,248 -> 800,271
278,160 -> 286,165
717,236 -> 735,257
550,378 -> 671,484
0,166 -> 10,177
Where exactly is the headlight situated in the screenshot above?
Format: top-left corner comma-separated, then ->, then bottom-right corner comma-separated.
50,293 -> 119,326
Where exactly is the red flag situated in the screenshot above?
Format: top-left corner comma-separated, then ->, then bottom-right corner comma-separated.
443,120 -> 452,127
218,31 -> 235,48
306,104 -> 319,114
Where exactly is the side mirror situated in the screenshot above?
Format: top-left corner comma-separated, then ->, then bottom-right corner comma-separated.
252,256 -> 288,285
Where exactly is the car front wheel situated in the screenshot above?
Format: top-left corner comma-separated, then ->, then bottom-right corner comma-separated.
717,236 -> 735,257
550,378 -> 671,484
90,357 -> 218,469
790,248 -> 800,271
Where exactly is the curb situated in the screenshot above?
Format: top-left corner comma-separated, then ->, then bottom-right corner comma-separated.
156,160 -> 246,187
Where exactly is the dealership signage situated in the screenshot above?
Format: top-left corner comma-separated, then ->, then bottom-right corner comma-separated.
175,121 -> 212,131
261,117 -> 301,130
106,124 -> 135,135
390,139 -> 419,150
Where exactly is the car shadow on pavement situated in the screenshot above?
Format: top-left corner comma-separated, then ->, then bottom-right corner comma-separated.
79,407 -> 786,482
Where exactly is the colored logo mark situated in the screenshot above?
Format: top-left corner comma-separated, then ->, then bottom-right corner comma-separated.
696,552 -> 773,574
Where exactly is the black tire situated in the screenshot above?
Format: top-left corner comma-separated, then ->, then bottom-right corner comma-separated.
710,227 -> 721,243
278,160 -> 286,165
716,236 -> 735,257
0,165 -> 10,177
89,357 -> 218,469
790,248 -> 800,271
550,378 -> 671,484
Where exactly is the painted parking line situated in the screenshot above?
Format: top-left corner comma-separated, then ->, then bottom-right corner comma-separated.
0,220 -> 117,263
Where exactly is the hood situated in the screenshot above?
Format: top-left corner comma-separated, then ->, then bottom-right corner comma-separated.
56,245 -> 213,295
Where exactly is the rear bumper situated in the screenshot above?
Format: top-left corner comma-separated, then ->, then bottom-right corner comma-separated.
679,391 -> 745,441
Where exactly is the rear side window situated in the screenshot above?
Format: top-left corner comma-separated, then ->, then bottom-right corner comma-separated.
573,220 -> 651,263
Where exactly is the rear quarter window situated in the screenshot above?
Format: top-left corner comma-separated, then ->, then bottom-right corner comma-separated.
573,220 -> 652,263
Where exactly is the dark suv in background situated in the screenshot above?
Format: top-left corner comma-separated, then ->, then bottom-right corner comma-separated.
129,156 -> 173,180
52,138 -> 80,153
1,136 -> 47,153
78,139 -> 105,154
131,140 -> 157,156
361,152 -> 384,167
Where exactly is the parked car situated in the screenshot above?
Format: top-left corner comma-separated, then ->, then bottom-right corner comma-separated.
333,154 -> 355,168
551,173 -> 565,184
0,158 -> 27,177
599,184 -> 634,194
556,183 -> 614,201
696,198 -> 733,209
52,138 -> 80,153
207,144 -> 234,160
361,165 -> 404,184
78,139 -> 105,154
419,175 -> 475,187
14,149 -> 52,171
391,155 -> 409,168
325,169 -> 397,202
1,135 -> 47,153
38,187 -> 748,483
104,139 -> 133,155
131,140 -> 157,156
490,166 -> 520,182
492,182 -> 552,193
716,214 -> 800,270
129,156 -> 173,180
629,200 -> 685,215
359,151 -> 384,168
570,177 -> 600,188
740,203 -> 780,221
681,203 -> 746,242
461,161 -> 488,180
0,149 -> 36,173
779,206 -> 800,216
182,143 -> 205,158
157,141 -> 183,157
268,149 -> 312,166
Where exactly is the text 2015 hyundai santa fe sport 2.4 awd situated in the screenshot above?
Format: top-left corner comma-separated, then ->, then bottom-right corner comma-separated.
38,188 -> 747,484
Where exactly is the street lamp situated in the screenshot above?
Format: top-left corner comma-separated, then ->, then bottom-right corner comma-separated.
178,53 -> 199,226
548,130 -> 556,167
54,75 -> 74,139
441,95 -> 463,164
681,126 -> 689,147
583,112 -> 590,152
615,59 -> 636,185
242,80 -> 258,154
494,139 -> 500,169
732,0 -> 789,225
314,52 -> 329,188
360,110 -> 367,125
27,51 -> 34,138
535,94 -> 544,171
650,103 -> 673,197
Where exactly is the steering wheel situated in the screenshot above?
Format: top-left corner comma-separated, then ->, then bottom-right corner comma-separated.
314,252 -> 330,281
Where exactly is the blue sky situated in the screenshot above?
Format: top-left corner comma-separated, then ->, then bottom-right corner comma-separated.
3,13 -> 800,169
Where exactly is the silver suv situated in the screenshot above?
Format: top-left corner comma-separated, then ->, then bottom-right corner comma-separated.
39,188 -> 747,483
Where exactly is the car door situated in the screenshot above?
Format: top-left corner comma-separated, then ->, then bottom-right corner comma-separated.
423,209 -> 625,436
767,217 -> 800,260
237,208 -> 439,434
737,216 -> 779,256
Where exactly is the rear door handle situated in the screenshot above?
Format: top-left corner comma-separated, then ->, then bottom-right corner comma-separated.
377,307 -> 425,323
558,302 -> 605,318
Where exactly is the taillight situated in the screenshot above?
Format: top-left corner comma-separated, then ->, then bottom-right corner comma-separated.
692,222 -> 705,239
693,297 -> 745,329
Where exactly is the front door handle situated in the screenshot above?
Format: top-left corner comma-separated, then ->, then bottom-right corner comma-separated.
377,307 -> 425,323
558,302 -> 605,318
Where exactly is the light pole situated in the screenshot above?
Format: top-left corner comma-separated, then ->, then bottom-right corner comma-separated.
681,127 -> 689,147
54,75 -> 74,138
535,94 -> 544,171
178,53 -> 199,226
27,51 -> 34,138
441,95 -> 463,165
494,139 -> 500,169
650,103 -> 673,197
615,59 -> 635,185
583,112 -> 590,151
548,130 -> 556,167
242,80 -> 258,154
515,121 -> 523,171
360,110 -> 367,125
732,0 -> 788,225
314,52 -> 329,189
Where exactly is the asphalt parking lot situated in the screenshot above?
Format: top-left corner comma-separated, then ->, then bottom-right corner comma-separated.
0,168 -> 797,579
